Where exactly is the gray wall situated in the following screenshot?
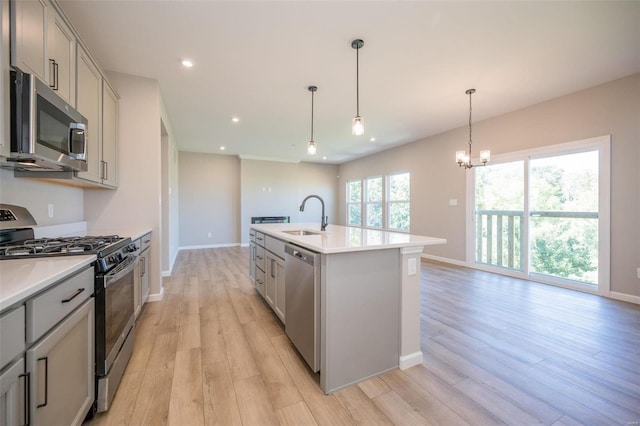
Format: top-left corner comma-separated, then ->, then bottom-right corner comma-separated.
239,159 -> 339,244
178,152 -> 240,246
0,169 -> 85,226
338,73 -> 640,298
176,154 -> 339,247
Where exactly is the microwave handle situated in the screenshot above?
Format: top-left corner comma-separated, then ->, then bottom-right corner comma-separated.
69,123 -> 87,158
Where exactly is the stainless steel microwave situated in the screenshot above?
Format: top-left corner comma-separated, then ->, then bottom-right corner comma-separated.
7,70 -> 88,172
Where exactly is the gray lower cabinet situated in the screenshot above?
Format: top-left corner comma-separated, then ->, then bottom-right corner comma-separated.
249,242 -> 256,282
0,358 -> 27,426
134,232 -> 151,318
26,297 -> 94,426
250,230 -> 286,323
265,252 -> 285,322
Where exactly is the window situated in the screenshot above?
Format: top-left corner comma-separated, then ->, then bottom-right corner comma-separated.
346,172 -> 411,231
365,176 -> 383,228
346,180 -> 362,226
470,136 -> 610,294
387,172 -> 410,231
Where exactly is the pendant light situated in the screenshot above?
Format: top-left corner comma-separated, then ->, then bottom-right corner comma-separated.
307,86 -> 318,155
456,88 -> 490,169
351,39 -> 365,135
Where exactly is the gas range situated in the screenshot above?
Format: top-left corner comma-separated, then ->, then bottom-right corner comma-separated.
0,235 -> 127,258
0,204 -> 133,270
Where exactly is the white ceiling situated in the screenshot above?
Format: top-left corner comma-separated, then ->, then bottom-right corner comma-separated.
58,1 -> 640,164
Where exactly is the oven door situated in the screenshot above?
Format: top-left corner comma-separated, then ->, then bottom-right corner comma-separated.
95,254 -> 138,376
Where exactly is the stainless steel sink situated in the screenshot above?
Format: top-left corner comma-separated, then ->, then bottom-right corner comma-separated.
282,230 -> 321,236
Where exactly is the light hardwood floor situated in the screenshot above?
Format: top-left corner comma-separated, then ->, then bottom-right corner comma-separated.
87,247 -> 640,426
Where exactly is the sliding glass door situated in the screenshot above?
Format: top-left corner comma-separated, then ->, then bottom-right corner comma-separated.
470,137 -> 610,293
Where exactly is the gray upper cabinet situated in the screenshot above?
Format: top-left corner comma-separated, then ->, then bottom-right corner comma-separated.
76,44 -> 102,184
11,0 -> 76,106
9,0 -> 119,188
10,0 -> 47,81
101,81 -> 118,188
46,3 -> 76,105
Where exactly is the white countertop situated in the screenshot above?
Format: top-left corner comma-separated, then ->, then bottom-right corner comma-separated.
0,255 -> 95,312
250,223 -> 446,254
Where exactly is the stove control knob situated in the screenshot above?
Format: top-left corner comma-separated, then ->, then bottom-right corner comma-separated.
117,253 -> 123,262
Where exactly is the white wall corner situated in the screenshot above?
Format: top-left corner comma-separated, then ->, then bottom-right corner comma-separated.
146,286 -> 164,303
399,352 -> 423,370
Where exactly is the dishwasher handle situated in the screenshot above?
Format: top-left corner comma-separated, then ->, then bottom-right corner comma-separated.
285,244 -> 318,266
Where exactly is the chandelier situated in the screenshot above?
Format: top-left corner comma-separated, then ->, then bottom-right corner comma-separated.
456,88 -> 490,169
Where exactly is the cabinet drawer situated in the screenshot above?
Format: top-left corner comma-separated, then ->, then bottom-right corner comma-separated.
255,231 -> 265,246
27,267 -> 93,344
255,267 -> 265,296
140,232 -> 151,251
0,306 -> 25,370
255,245 -> 265,271
265,236 -> 285,259
249,229 -> 256,242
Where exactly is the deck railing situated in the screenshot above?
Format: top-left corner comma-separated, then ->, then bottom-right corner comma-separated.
475,209 -> 598,270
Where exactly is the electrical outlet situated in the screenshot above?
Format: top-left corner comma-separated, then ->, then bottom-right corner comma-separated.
47,203 -> 54,218
408,258 -> 417,276
207,232 -> 212,238
637,267 -> 640,279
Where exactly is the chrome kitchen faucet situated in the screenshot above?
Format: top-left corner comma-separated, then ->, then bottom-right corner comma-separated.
299,195 -> 328,231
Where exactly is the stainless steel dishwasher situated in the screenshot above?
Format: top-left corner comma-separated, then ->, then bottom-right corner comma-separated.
284,244 -> 320,372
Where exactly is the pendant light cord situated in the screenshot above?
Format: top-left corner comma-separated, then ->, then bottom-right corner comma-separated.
356,45 -> 360,116
311,89 -> 314,141
468,90 -> 473,158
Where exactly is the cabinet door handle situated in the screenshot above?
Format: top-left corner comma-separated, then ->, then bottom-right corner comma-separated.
140,257 -> 146,276
37,357 -> 49,408
48,59 -> 56,89
19,371 -> 30,426
53,61 -> 59,90
271,259 -> 276,278
61,288 -> 85,303
104,161 -> 108,180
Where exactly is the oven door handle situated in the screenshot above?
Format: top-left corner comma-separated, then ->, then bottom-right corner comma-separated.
104,255 -> 139,289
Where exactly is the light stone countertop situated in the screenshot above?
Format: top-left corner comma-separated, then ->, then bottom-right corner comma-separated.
0,255 -> 95,312
250,223 -> 446,254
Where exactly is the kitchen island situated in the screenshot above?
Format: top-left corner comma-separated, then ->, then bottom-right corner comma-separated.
249,223 -> 446,393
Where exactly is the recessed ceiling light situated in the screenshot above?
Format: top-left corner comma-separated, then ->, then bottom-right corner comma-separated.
322,156 -> 327,160
220,146 -> 225,150
181,59 -> 193,68
369,137 -> 376,142
231,117 -> 240,123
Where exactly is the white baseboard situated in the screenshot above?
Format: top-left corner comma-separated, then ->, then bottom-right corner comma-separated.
609,291 -> 640,305
240,243 -> 249,248
421,254 -> 467,267
178,243 -> 240,251
399,351 -> 423,370
422,255 -> 640,305
147,286 -> 164,302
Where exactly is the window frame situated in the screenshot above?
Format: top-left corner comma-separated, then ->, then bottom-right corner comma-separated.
466,135 -> 611,296
386,171 -> 411,232
346,179 -> 363,226
364,175 -> 384,229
